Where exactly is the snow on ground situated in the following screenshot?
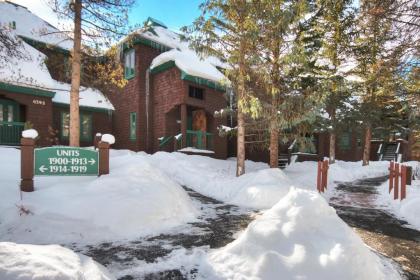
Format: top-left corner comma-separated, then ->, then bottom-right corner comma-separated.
0,147 -> 402,279
200,188 -> 400,280
0,148 -> 197,244
0,242 -> 114,280
147,152 -> 390,209
376,161 -> 420,230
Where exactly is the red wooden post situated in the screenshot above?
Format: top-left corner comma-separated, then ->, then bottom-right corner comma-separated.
20,138 -> 35,192
394,163 -> 400,200
401,165 -> 406,201
323,159 -> 329,190
317,161 -> 322,193
389,161 -> 394,193
98,141 -> 110,175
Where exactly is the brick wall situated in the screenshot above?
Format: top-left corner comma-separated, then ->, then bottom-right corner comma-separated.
0,90 -> 53,146
107,43 -> 162,151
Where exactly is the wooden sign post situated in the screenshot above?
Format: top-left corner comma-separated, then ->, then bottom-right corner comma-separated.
20,135 -> 113,192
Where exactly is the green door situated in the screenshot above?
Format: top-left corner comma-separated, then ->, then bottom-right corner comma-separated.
0,99 -> 24,145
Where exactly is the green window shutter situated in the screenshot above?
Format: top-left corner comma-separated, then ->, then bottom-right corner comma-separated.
60,112 -> 92,142
61,112 -> 70,139
129,112 -> 137,140
124,49 -> 135,79
80,113 -> 92,142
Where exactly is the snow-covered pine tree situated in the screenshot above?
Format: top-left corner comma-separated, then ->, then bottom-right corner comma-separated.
184,0 -> 259,176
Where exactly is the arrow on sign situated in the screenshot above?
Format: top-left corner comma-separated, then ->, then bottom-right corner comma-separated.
39,165 -> 48,173
89,158 -> 96,165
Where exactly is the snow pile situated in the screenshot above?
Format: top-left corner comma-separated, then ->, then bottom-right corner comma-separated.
205,188 -> 399,280
148,152 -> 294,209
101,134 -> 115,145
0,242 -> 114,280
377,161 -> 420,230
21,129 -> 38,139
0,148 -> 197,244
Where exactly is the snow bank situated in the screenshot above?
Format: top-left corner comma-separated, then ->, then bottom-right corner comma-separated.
205,188 -> 400,280
376,161 -> 420,230
148,152 -> 284,209
21,129 -> 38,139
0,148 -> 197,244
0,242 -> 114,280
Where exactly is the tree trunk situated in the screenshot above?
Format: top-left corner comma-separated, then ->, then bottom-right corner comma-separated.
236,109 -> 245,176
329,131 -> 336,164
269,118 -> 279,168
69,0 -> 82,147
362,125 -> 372,166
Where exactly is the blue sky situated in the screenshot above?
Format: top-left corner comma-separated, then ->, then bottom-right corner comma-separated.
128,0 -> 203,30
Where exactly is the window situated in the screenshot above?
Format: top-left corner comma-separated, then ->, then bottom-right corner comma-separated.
189,86 -> 204,100
124,49 -> 135,79
338,131 -> 351,150
61,112 -> 92,142
129,112 -> 137,140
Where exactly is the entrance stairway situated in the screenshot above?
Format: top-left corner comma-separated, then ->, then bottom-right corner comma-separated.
380,143 -> 398,161
278,154 -> 289,169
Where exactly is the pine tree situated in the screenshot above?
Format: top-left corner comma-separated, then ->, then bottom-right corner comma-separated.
185,0 -> 259,176
353,0 -> 417,165
48,0 -> 134,147
316,0 -> 355,164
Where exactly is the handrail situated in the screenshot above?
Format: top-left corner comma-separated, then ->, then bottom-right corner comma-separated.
377,143 -> 383,154
395,142 -> 401,155
158,136 -> 173,148
288,139 -> 297,151
0,121 -> 25,126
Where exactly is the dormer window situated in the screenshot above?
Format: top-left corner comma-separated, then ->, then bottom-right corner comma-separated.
124,49 -> 135,79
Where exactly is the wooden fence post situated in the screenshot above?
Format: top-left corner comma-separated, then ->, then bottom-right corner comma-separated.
323,159 -> 329,191
401,165 -> 406,201
20,138 -> 35,192
394,163 -> 400,200
389,161 -> 394,193
98,141 -> 110,175
406,166 -> 412,186
317,161 -> 322,193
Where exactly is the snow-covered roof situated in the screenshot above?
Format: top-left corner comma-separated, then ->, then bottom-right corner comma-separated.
0,36 -> 114,111
131,24 -> 226,84
0,1 -> 73,50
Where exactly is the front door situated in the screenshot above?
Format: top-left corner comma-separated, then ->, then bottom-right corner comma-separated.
0,99 -> 23,145
192,109 -> 207,149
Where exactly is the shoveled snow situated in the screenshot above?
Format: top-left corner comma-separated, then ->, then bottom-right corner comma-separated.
376,161 -> 420,230
101,134 -> 115,145
203,188 -> 400,280
0,242 -> 114,280
21,129 -> 38,139
0,148 -> 197,244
